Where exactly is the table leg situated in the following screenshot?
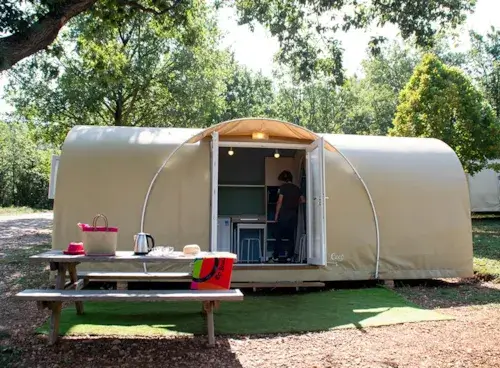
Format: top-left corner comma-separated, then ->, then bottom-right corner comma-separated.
55,263 -> 67,289
48,302 -> 62,346
206,301 -> 215,347
68,264 -> 84,315
202,300 -> 220,315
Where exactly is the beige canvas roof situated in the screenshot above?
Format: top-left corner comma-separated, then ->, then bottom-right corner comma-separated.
52,118 -> 473,281
185,118 -> 337,150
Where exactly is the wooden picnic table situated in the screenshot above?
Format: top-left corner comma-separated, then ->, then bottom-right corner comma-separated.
32,250 -> 237,279
30,250 -> 238,313
20,250 -> 242,345
31,249 -> 237,263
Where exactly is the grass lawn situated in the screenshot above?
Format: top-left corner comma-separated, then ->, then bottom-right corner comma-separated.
0,206 -> 49,216
472,217 -> 500,282
397,217 -> 500,309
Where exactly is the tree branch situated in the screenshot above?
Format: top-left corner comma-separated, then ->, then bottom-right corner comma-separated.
0,0 -> 98,73
102,98 -> 116,116
117,0 -> 182,16
122,87 -> 142,122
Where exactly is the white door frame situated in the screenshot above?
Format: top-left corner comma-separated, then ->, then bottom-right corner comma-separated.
210,132 -> 219,251
218,141 -> 309,150
213,137 -> 327,265
48,155 -> 60,200
306,137 -> 327,266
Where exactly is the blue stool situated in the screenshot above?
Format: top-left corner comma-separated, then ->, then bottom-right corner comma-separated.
239,238 -> 262,263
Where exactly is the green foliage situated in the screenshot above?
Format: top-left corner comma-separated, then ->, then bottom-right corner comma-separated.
0,1 -> 201,71
218,63 -> 276,121
339,41 -> 420,135
390,53 -> 500,175
5,2 -> 231,145
0,119 -> 57,209
467,27 -> 500,119
232,0 -> 476,82
337,35 -> 474,136
273,78 -> 345,134
1,0 -> 476,81
0,1 -> 195,36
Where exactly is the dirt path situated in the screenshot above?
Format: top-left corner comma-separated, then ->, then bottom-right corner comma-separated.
1,213 -> 499,368
0,211 -> 53,251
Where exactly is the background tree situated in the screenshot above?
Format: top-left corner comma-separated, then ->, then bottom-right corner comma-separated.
273,77 -> 345,134
340,41 -> 419,135
389,53 -> 500,175
466,27 -> 500,119
1,0 -> 478,83
228,0 -> 476,82
5,3 -> 231,145
0,0 -> 195,72
0,119 -> 56,209
217,62 -> 276,122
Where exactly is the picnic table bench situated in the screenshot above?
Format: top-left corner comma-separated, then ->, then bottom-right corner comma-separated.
15,250 -> 243,346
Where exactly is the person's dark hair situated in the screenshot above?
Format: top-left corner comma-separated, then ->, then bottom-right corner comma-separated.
278,170 -> 293,182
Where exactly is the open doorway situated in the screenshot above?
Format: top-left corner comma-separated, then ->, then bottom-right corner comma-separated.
209,134 -> 327,267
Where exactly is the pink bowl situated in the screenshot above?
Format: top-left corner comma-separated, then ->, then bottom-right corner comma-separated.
64,242 -> 85,255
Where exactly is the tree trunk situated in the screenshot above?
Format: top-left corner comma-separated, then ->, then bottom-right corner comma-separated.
114,90 -> 124,126
0,0 -> 98,72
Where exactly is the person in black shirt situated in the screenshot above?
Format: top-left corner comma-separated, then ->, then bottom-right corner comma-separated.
272,170 -> 305,263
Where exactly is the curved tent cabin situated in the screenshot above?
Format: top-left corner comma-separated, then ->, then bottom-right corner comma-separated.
51,118 -> 473,283
467,159 -> 500,213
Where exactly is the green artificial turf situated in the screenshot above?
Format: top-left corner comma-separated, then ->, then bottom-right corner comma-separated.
37,287 -> 452,337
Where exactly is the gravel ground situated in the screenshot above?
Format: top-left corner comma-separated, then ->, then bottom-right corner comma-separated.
1,213 -> 499,368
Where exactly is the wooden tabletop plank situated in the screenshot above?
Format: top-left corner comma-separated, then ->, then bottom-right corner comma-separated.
29,250 -> 237,263
16,289 -> 244,302
79,272 -> 192,279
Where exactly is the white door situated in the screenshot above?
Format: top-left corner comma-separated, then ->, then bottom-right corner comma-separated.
497,175 -> 500,203
306,137 -> 327,265
48,155 -> 60,199
210,132 -> 219,252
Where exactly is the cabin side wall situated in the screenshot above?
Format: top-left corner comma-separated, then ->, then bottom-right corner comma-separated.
321,149 -> 377,279
322,135 -> 473,280
53,140 -> 211,273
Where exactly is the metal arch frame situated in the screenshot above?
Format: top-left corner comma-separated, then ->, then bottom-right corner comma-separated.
329,148 -> 381,278
138,123 -> 381,278
138,133 -> 207,273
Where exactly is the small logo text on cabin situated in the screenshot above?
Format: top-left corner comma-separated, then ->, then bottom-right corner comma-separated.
329,253 -> 345,266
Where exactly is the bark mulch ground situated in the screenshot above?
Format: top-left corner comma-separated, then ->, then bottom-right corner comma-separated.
1,213 -> 499,368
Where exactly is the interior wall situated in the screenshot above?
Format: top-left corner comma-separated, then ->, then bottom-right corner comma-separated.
218,147 -> 297,185
219,147 -> 266,185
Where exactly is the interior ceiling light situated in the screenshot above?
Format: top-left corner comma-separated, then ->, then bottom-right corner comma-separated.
274,149 -> 280,159
228,147 -> 234,156
252,131 -> 269,140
